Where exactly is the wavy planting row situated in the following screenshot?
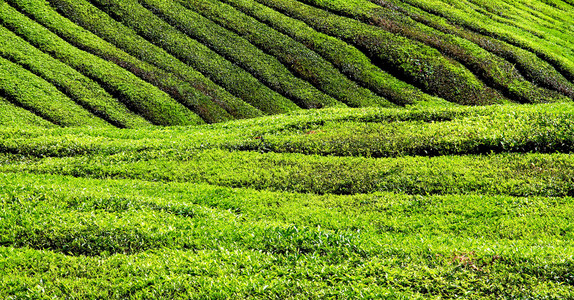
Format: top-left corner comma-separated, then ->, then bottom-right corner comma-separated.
0,24 -> 150,128
8,0 -> 233,124
87,0 -> 299,114
302,0 -> 569,103
0,56 -> 110,127
232,106 -> 574,157
2,104 -> 574,196
0,2 -> 203,126
217,0 -> 445,106
173,0 -> 391,108
253,0 -> 507,105
381,0 -> 574,99
400,0 -> 574,82
140,0 -> 342,109
44,0 -> 262,120
3,147 -> 574,197
464,0 -> 574,47
0,96 -> 56,127
3,104 -> 574,159
3,173 -> 572,298
1,177 -> 362,258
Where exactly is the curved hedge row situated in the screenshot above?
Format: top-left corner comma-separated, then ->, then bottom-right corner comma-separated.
174,0 -> 392,108
385,0 -> 574,99
0,96 -> 56,127
0,2 -> 204,126
44,0 -> 263,120
253,0 -> 507,105
140,0 -> 342,109
0,25 -> 150,128
217,0 -> 446,106
87,0 -> 299,114
303,0 -> 569,104
0,56 -> 109,127
8,0 -> 232,124
400,0 -> 574,82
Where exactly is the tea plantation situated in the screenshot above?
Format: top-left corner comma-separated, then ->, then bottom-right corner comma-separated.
1,0 -> 573,298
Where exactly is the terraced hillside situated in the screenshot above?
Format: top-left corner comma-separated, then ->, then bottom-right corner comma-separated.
1,0 -> 573,127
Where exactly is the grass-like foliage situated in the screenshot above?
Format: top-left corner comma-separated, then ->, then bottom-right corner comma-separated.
0,23 -> 151,128
2,103 -> 574,298
0,97 -> 56,127
1,0 -> 572,125
1,0 -> 574,297
0,1 -> 204,126
87,0 -> 300,114
45,0 -> 264,120
0,56 -> 110,127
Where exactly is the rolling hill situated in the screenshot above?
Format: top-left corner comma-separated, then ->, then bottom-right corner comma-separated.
1,0 -> 574,298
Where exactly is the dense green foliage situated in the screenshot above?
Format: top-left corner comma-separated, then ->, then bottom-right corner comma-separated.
302,0 -> 568,104
141,0 -> 344,109
45,0 -> 263,120
2,104 -> 574,298
0,24 -> 150,128
1,0 -> 572,126
89,0 -> 300,114
216,0 -> 445,106
0,97 -> 56,127
0,56 -> 110,127
0,1 -> 204,126
1,0 -> 574,298
175,0 -> 389,108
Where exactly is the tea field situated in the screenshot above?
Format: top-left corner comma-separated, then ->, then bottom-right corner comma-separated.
1,104 -> 574,298
1,0 -> 574,298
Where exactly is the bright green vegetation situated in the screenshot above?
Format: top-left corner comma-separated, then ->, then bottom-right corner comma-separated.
2,103 -> 574,298
0,1 -> 204,126
0,97 -> 56,127
8,0 -> 233,124
139,0 -> 345,109
216,0 -> 445,106
399,0 -> 574,81
0,56 -> 110,127
0,24 -> 151,128
299,0 -> 569,104
1,0 -> 573,126
1,0 -> 574,297
88,0 -> 300,115
171,0 -> 388,108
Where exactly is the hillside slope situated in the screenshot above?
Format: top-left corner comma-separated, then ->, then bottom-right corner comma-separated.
1,0 -> 573,127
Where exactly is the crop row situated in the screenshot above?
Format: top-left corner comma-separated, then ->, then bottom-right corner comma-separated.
140,0 -> 343,109
0,24 -> 150,128
302,0 -> 569,103
44,0 -> 264,120
1,172 -> 573,298
2,103 -> 574,158
217,0 -> 445,106
87,0 -> 299,114
0,96 -> 56,127
7,0 -> 233,124
385,0 -> 574,99
174,0 -> 390,108
0,2 -> 203,126
253,0 -> 506,105
400,0 -> 574,82
236,106 -> 574,157
0,56 -> 110,127
2,148 -> 573,197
